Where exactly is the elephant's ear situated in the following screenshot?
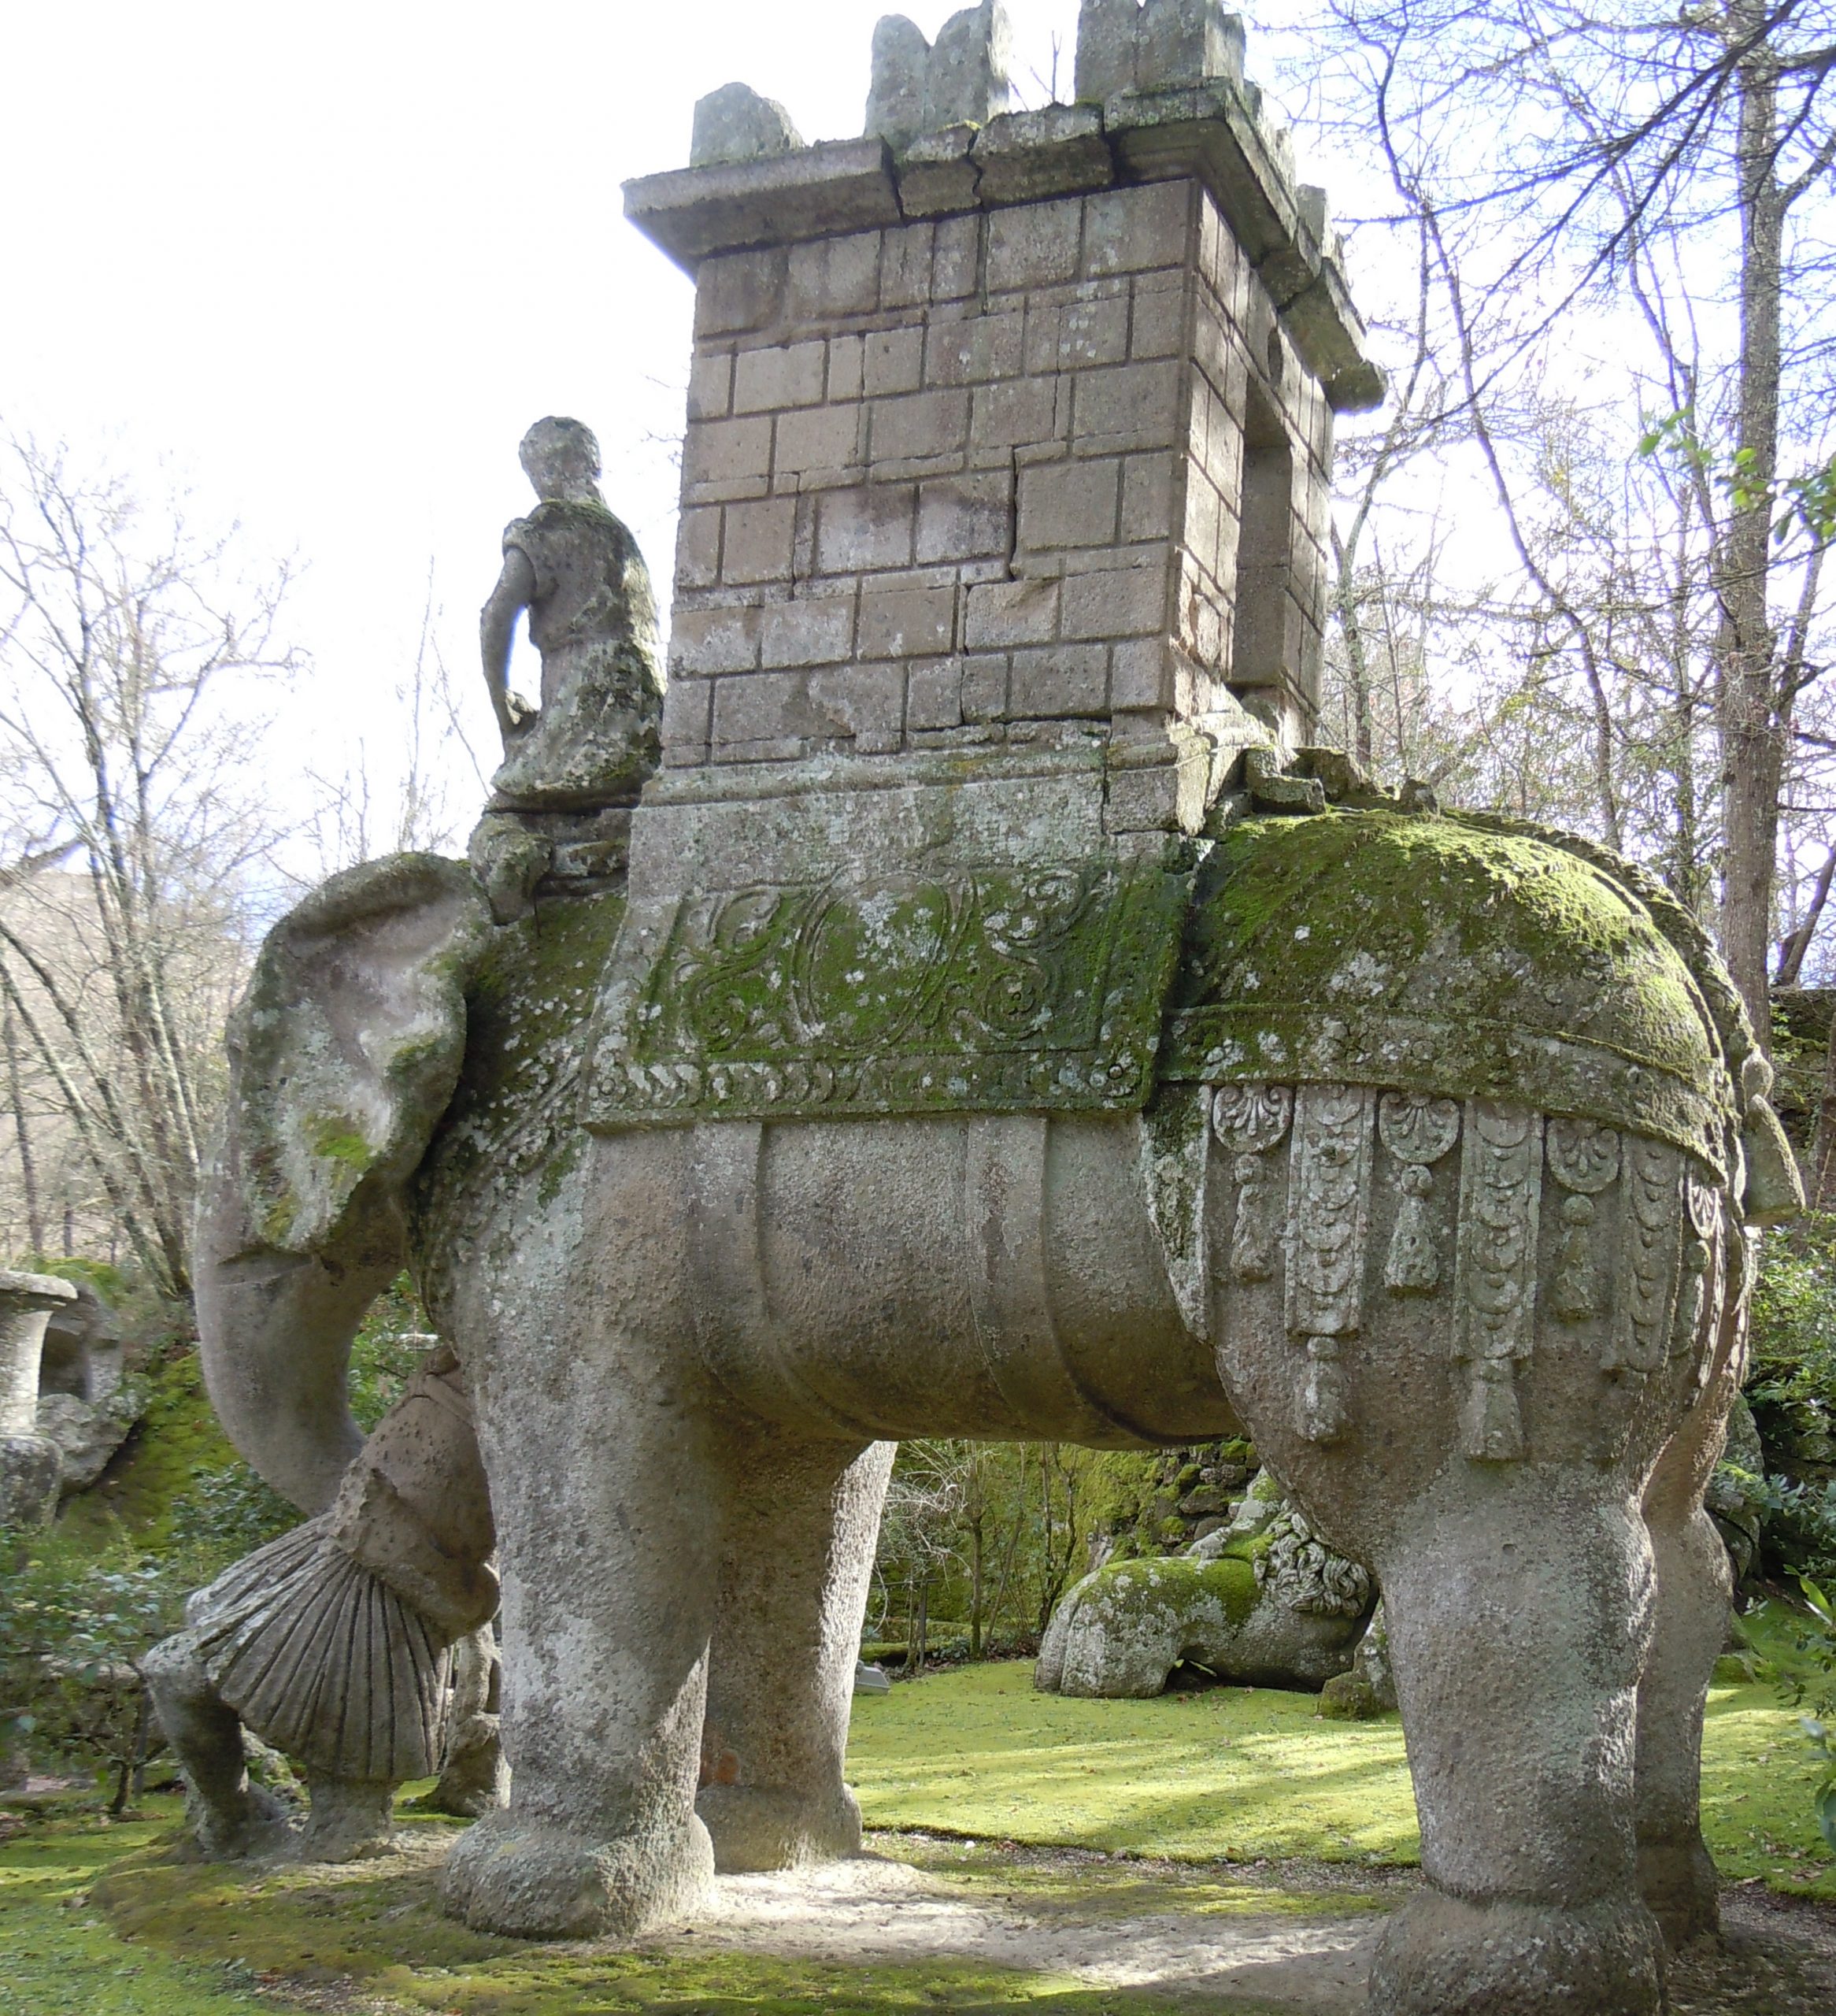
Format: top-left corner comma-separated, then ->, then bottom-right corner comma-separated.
227,854 -> 495,1257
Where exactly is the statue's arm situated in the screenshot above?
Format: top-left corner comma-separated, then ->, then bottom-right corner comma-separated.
479,546 -> 539,739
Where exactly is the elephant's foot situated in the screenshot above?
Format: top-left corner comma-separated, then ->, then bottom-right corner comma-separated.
1368,1891 -> 1665,2016
297,1773 -> 404,1862
696,1782 -> 863,1873
1638,1825 -> 1721,1947
441,1809 -> 716,1940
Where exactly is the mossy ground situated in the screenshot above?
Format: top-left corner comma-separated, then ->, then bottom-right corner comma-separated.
846,1660 -> 1836,1900
3,1658 -> 1830,2014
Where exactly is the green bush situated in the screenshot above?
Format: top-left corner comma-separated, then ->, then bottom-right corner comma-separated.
0,1529 -> 187,1808
1748,1226 -> 1836,1471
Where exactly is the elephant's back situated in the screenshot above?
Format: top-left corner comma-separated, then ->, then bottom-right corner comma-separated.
1164,809 -> 1738,1177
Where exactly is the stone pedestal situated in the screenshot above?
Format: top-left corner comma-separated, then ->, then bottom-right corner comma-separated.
0,1269 -> 77,1528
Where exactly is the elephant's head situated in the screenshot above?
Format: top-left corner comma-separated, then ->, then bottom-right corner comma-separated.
196,854 -> 494,1512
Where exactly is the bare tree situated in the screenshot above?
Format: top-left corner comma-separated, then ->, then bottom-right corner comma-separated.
0,435 -> 299,1299
1297,0 -> 1836,1033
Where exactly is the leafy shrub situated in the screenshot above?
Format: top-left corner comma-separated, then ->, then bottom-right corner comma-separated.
0,1530 -> 187,1808
1748,1227 -> 1836,1474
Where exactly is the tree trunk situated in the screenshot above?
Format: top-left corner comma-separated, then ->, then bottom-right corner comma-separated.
1716,3 -> 1786,1043
2,998 -> 44,1255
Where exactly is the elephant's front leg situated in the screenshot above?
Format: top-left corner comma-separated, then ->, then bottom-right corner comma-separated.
439,1179 -> 722,1938
698,1429 -> 894,1871
1369,1473 -> 1665,2016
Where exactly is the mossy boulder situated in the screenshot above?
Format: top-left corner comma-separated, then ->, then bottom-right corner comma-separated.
1035,1483 -> 1375,1698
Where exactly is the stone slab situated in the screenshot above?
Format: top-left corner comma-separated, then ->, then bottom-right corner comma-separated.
582,854 -> 1190,1128
625,139 -> 901,265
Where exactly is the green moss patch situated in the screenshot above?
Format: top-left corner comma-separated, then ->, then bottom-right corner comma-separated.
69,1801 -> 1247,2015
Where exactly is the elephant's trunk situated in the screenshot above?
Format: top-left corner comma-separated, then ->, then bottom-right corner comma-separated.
194,1163 -> 400,1515
192,852 -> 496,1514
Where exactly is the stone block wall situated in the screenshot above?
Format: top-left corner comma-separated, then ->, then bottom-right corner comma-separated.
662,173 -> 1332,771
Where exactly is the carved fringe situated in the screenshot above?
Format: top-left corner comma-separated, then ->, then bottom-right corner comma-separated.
1213,1084 -> 1292,1287
194,1515 -> 453,1784
1545,1120 -> 1619,1325
1451,1102 -> 1542,1463
1379,1093 -> 1460,1296
1285,1086 -> 1373,1446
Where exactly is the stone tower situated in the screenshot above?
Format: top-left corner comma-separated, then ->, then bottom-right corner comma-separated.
625,0 -> 1377,822
590,1 -> 1381,1129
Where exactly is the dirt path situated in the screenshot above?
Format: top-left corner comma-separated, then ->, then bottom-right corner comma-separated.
650,1835 -> 1836,2016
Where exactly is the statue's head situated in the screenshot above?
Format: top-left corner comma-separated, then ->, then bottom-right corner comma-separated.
519,416 -> 602,502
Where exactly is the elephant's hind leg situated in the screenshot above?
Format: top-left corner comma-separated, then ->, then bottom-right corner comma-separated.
1635,1369 -> 1741,1947
698,1430 -> 895,1872
1369,1475 -> 1666,2016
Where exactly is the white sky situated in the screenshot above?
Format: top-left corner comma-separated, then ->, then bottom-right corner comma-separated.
2,2 -> 1373,858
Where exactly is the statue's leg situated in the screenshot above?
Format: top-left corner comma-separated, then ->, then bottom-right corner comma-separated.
1368,1473 -> 1665,2016
439,1277 -> 720,1939
140,1632 -> 290,1859
1635,1369 -> 1739,1947
424,1625 -> 509,1819
298,1772 -> 401,1861
698,1431 -> 894,1872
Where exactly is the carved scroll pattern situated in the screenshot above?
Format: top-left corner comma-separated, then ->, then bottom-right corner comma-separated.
1452,1102 -> 1543,1462
1378,1093 -> 1460,1295
1672,1167 -> 1727,1386
1545,1119 -> 1620,1324
1608,1137 -> 1684,1377
1213,1084 -> 1294,1286
1284,1085 -> 1375,1446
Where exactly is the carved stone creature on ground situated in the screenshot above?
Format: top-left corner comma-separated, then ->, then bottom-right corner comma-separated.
1038,1473 -> 1375,1695
183,10 -> 1804,2013
143,1347 -> 498,1861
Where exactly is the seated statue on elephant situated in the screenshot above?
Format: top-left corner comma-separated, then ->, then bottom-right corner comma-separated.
479,415 -> 664,817
143,1346 -> 501,1861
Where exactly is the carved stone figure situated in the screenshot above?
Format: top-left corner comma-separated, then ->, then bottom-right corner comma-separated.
184,17 -> 1793,2016
1037,1477 -> 1375,1695
479,416 -> 663,815
144,1346 -> 498,1861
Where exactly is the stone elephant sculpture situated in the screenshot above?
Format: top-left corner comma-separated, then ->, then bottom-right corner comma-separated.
191,786 -> 1799,2016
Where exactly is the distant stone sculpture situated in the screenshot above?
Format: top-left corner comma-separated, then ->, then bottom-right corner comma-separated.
0,1269 -> 76,1526
35,1280 -> 141,1495
1038,1475 -> 1375,1695
479,416 -> 663,815
184,15 -> 1797,2016
143,1346 -> 498,1861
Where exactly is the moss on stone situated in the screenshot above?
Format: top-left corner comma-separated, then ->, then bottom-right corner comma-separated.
1166,810 -> 1734,1169
306,1116 -> 374,1173
415,886 -> 625,1252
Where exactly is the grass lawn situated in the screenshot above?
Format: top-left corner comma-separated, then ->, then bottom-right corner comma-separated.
845,1660 -> 1836,1901
1,1659 -> 1829,2015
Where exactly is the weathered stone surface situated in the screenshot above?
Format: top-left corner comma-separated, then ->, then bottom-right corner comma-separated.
37,1388 -> 141,1495
1035,1488 -> 1373,1697
0,1270 -> 76,1526
0,1433 -> 61,1528
691,83 -> 801,169
180,21 -> 1798,2013
865,4 -> 1011,150
482,418 -> 664,812
1075,0 -> 1245,102
146,1347 -> 498,1864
